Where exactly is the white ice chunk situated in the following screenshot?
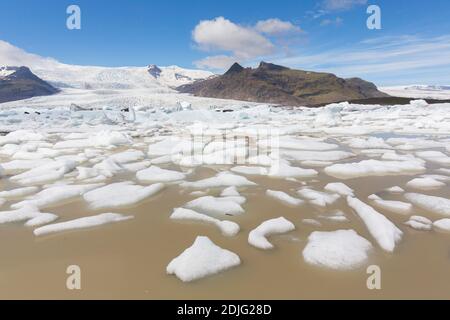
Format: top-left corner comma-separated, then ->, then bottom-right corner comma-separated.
0,186 -> 39,200
83,182 -> 164,210
12,183 -> 103,210
325,160 -> 425,179
181,172 -> 256,189
416,151 -> 450,166
230,166 -> 268,176
25,213 -> 58,227
404,215 -> 432,231
166,236 -> 240,282
170,208 -> 239,237
248,217 -> 295,250
404,193 -> 450,217
268,161 -> 318,179
324,183 -> 354,196
406,177 -> 446,190
369,195 -> 413,215
385,186 -> 405,193
433,219 -> 450,233
136,166 -> 186,183
302,230 -> 373,270
220,186 -> 240,197
297,188 -> 340,207
266,190 -> 304,207
33,213 -> 133,236
347,197 -> 403,253
184,196 -> 244,216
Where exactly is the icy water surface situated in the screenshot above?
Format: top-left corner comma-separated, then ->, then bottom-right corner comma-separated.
0,101 -> 449,299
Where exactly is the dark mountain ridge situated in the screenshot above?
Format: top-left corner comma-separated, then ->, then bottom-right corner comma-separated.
177,62 -> 389,106
0,66 -> 59,104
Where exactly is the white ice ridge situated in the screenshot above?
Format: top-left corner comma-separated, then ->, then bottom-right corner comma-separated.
368,194 -> 413,215
302,230 -> 373,270
268,161 -> 318,179
406,177 -> 446,190
324,183 -> 354,196
184,196 -> 244,216
0,186 -> 39,200
433,219 -> 450,233
136,166 -> 186,183
10,159 -> 77,185
266,190 -> 304,207
12,184 -> 103,210
385,186 -> 405,194
0,206 -> 57,226
347,197 -> 403,253
54,130 -> 132,149
324,160 -> 426,179
83,182 -> 164,210
404,216 -> 433,231
170,208 -> 239,237
180,172 -> 256,189
33,213 -> 133,236
404,193 -> 450,217
297,188 -> 340,207
416,151 -> 450,166
248,217 -> 295,250
166,236 -> 241,282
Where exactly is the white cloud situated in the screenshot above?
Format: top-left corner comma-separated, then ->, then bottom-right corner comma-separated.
273,34 -> 450,85
0,40 -> 59,69
192,17 -> 274,60
323,0 -> 367,11
194,55 -> 237,70
255,18 -> 302,35
320,17 -> 344,26
192,17 -> 303,70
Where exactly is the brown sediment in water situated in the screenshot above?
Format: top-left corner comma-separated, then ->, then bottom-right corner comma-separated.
0,163 -> 449,300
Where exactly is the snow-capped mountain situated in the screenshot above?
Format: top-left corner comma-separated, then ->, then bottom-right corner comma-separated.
380,85 -> 450,100
0,40 -> 213,91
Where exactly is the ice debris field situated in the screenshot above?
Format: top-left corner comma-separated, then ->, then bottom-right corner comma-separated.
0,98 -> 450,282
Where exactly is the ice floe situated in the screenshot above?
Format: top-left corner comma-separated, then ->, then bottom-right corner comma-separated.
136,166 -> 186,183
324,183 -> 354,196
404,193 -> 450,217
297,188 -> 340,208
433,219 -> 450,233
166,236 -> 240,282
170,208 -> 239,237
404,215 -> 433,231
302,230 -> 373,270
406,177 -> 446,190
83,182 -> 164,210
325,160 -> 425,179
34,213 -> 133,236
248,217 -> 295,250
347,197 -> 403,252
266,190 -> 304,207
184,196 -> 244,216
180,172 -> 256,189
368,194 -> 413,215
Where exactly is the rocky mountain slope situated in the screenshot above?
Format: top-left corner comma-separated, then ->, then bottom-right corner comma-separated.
177,62 -> 389,106
0,66 -> 59,103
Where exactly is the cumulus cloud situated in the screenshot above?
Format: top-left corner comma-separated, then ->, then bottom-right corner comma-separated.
192,17 -> 301,70
254,18 -> 302,35
194,55 -> 237,70
192,17 -> 274,60
0,40 -> 59,69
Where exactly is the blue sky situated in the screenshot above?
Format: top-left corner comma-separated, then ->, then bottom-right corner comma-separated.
0,0 -> 449,85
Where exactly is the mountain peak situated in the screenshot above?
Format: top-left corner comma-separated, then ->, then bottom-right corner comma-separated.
258,61 -> 288,71
224,62 -> 244,75
147,64 -> 162,78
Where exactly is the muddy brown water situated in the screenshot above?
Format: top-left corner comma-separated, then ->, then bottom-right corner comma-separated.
0,158 -> 449,299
